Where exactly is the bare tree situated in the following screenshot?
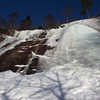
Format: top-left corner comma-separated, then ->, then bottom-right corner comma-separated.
80,0 -> 93,18
9,11 -> 19,29
0,19 -> 7,27
43,14 -> 56,29
63,7 -> 73,23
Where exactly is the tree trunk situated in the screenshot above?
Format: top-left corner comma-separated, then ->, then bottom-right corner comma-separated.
66,15 -> 69,23
86,9 -> 90,18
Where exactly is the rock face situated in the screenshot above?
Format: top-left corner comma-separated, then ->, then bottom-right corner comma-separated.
0,31 -> 53,74
1,18 -> 100,75
0,34 -> 8,42
0,36 -> 5,42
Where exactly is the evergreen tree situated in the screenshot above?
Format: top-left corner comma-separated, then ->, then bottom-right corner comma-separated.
20,16 -> 33,30
80,0 -> 93,18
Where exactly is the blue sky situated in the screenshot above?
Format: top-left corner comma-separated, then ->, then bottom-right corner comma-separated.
0,0 -> 100,26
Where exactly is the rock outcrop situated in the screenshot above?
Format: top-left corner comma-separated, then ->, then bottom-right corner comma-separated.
0,31 -> 53,74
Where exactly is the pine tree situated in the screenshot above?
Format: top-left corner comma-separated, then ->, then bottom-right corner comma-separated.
20,16 -> 33,30
80,0 -> 93,18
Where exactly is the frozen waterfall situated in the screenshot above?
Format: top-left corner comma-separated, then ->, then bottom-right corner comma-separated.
49,24 -> 100,68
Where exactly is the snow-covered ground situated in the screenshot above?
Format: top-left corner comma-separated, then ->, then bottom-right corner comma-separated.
0,18 -> 100,100
0,63 -> 100,100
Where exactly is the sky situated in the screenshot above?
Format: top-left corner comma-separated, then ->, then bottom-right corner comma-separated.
0,0 -> 100,26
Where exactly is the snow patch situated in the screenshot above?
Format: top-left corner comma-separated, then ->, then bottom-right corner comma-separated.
14,30 -> 45,39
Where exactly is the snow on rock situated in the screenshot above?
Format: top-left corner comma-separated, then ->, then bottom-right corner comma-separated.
82,18 -> 100,31
0,39 -> 26,56
46,28 -> 64,47
0,34 -> 12,42
0,38 -> 51,73
0,37 -> 17,49
32,51 -> 50,70
0,18 -> 100,69
61,18 -> 100,32
14,30 -> 46,39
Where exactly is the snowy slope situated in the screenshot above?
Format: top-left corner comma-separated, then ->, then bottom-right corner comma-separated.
0,63 -> 100,100
49,24 -> 100,66
0,18 -> 100,100
61,18 -> 100,31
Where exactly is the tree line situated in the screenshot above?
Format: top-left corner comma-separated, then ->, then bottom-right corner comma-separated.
0,0 -> 99,35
